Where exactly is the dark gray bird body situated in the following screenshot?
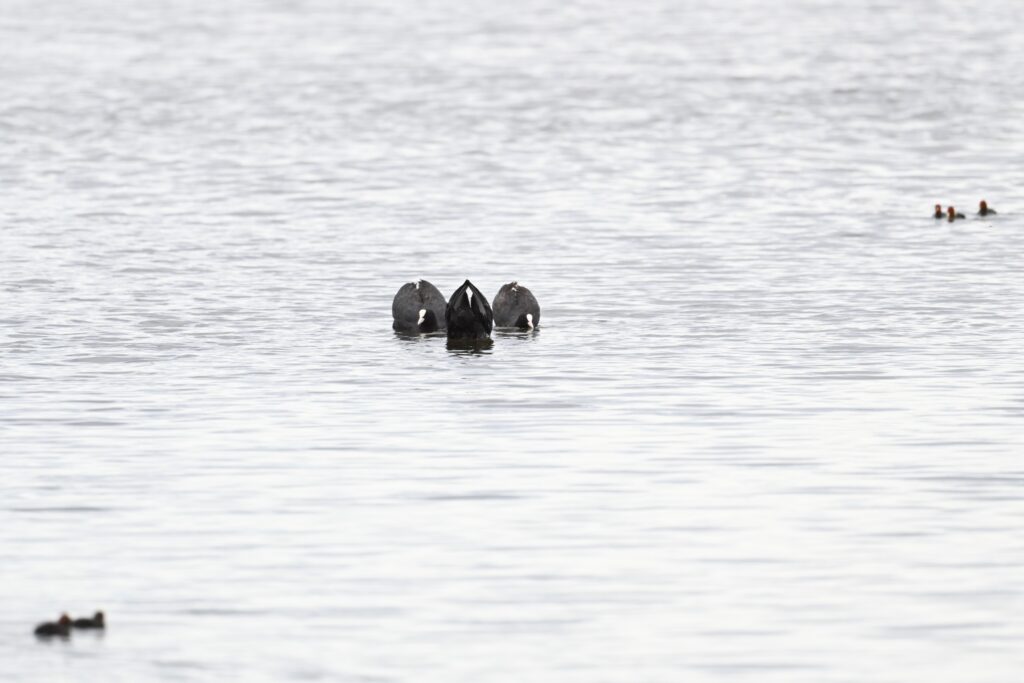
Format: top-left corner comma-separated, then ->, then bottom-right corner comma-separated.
446,280 -> 493,340
72,611 -> 106,629
493,282 -> 540,329
392,280 -> 447,333
34,615 -> 71,637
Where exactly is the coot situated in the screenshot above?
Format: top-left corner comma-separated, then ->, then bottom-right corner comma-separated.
446,280 -> 493,340
392,280 -> 447,333
493,282 -> 540,329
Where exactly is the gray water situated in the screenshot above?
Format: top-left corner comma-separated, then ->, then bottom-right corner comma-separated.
3,0 -> 1024,680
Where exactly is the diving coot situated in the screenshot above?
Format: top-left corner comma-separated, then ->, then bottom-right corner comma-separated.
392,280 -> 447,333
493,282 -> 540,330
446,280 -> 493,340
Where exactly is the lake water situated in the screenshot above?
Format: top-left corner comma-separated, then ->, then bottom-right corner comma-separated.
3,0 -> 1024,680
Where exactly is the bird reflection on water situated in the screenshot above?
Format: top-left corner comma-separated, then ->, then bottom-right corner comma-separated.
494,328 -> 541,341
393,330 -> 511,354
393,327 -> 537,352
392,330 -> 447,343
445,338 -> 494,355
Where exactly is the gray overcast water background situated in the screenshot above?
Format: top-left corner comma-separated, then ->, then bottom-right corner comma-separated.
3,0 -> 1024,681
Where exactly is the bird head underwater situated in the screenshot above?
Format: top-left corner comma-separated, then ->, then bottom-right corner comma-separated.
391,280 -> 447,335
445,279 -> 493,341
493,281 -> 540,330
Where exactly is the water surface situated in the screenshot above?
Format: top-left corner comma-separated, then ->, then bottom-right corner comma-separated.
3,0 -> 1024,680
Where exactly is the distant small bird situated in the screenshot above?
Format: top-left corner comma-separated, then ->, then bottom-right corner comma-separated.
947,206 -> 965,222
934,204 -> 943,219
34,614 -> 72,637
72,611 -> 105,629
978,200 -> 997,216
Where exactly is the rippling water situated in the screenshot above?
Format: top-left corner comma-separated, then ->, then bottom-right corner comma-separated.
3,0 -> 1024,680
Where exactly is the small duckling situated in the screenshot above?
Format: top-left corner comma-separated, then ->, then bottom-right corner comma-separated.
978,200 -> 997,216
933,204 -> 943,219
34,614 -> 72,637
72,611 -> 105,629
947,206 -> 965,222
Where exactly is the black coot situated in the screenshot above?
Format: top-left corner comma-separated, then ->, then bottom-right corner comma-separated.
446,280 -> 493,340
392,280 -> 447,333
493,282 -> 540,329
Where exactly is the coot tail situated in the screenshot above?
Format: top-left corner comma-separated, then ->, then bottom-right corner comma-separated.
392,280 -> 447,333
446,280 -> 493,340
493,282 -> 540,330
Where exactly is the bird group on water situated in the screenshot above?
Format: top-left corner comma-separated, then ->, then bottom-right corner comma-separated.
34,611 -> 105,638
934,200 -> 997,222
392,279 -> 540,341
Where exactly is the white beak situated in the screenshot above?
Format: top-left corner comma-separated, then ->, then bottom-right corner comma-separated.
417,309 -> 427,325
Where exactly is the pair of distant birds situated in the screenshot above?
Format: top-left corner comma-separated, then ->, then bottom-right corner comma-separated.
34,611 -> 105,637
392,279 -> 540,340
935,200 -> 996,222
